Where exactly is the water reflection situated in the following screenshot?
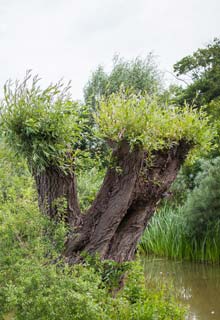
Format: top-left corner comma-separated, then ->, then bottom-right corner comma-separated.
143,258 -> 220,320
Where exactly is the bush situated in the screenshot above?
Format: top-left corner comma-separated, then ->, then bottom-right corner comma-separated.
170,157 -> 220,204
0,142 -> 33,203
184,157 -> 220,242
75,152 -> 106,211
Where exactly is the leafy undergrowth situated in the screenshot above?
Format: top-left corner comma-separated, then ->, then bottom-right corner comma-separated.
0,145 -> 186,320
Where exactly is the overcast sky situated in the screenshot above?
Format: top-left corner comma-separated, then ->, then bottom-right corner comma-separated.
0,0 -> 219,100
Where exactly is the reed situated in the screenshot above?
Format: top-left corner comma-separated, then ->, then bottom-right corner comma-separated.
140,204 -> 220,264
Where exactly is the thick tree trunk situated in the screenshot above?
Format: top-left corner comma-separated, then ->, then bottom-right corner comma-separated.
65,140 -> 190,263
64,141 -> 144,260
106,141 -> 190,262
34,166 -> 81,226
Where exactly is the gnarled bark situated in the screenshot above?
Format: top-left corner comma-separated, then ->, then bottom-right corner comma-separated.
65,141 -> 144,259
106,141 -> 190,262
64,140 -> 191,263
34,166 -> 81,226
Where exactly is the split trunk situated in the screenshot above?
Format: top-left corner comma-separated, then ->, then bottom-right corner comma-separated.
64,140 -> 190,263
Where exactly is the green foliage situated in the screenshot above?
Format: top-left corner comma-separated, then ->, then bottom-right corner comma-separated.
0,141 -> 34,203
0,148 -> 67,265
0,205 -> 186,320
205,98 -> 220,154
96,91 -> 214,160
184,157 -> 220,242
0,57 -> 217,319
84,54 -> 162,109
77,166 -> 105,211
0,150 -> 108,320
83,54 -> 162,161
173,38 -> 220,106
84,65 -> 109,110
1,263 -> 110,320
169,157 -> 220,204
0,148 -> 185,320
76,153 -> 107,212
141,156 -> 220,264
0,72 -> 86,173
1,71 -> 214,178
158,84 -> 184,106
82,253 -> 130,290
117,262 -> 186,320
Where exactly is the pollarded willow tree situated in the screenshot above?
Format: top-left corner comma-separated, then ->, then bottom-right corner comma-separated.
0,74 -> 213,263
1,73 -> 85,226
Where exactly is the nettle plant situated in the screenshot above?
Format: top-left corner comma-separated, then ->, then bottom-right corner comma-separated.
0,75 -> 214,263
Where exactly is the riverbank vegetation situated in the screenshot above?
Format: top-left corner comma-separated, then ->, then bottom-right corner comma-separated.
0,144 -> 186,320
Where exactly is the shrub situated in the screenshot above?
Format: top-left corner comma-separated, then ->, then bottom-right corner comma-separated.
184,157 -> 220,242
170,157 -> 220,204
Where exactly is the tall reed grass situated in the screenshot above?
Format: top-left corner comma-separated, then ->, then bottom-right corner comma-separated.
140,204 -> 220,264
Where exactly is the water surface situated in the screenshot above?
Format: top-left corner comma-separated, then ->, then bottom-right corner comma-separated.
143,258 -> 220,320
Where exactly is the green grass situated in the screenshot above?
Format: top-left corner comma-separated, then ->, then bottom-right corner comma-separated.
140,204 -> 220,264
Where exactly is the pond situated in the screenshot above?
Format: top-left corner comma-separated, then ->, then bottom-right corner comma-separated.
143,258 -> 220,320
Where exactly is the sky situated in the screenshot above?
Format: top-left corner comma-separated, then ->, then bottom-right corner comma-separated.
0,0 -> 219,100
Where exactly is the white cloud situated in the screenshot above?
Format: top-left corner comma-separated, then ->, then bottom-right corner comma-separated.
0,0 -> 219,99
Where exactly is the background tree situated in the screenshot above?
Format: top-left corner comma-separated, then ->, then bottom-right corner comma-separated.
164,39 -> 220,194
83,54 -> 163,162
173,38 -> 220,106
84,54 -> 162,110
184,157 -> 220,242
